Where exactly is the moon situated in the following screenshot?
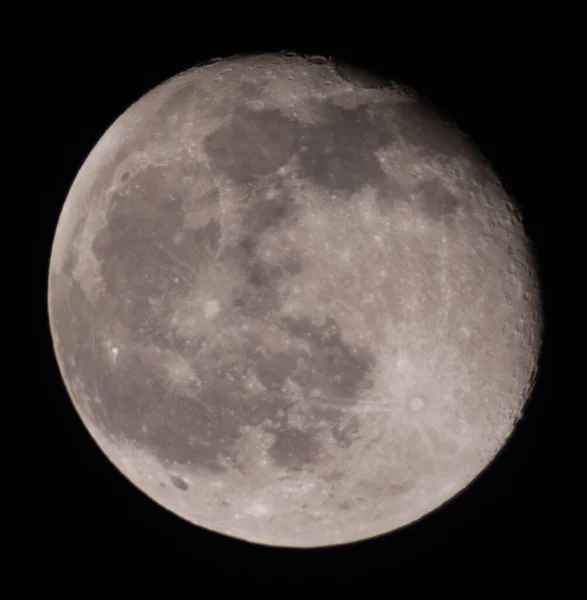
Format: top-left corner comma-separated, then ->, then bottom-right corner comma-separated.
48,52 -> 542,547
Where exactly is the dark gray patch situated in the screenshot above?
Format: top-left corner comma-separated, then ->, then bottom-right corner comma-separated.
62,246 -> 78,276
331,415 -> 362,448
203,109 -> 296,184
91,161 -> 223,346
306,55 -> 329,65
49,276 -> 101,409
389,481 -> 413,496
169,475 -> 189,491
116,335 -> 297,471
180,219 -> 222,259
228,241 -> 303,320
295,100 -> 395,196
156,83 -> 196,120
246,261 -> 283,289
323,470 -> 346,483
232,285 -> 281,320
86,350 -> 237,471
335,60 -> 389,88
120,170 -> 130,182
267,427 -> 322,471
278,315 -> 376,402
51,266 -> 372,477
238,80 -> 267,102
61,214 -> 88,275
410,179 -> 460,223
338,500 -> 352,510
232,180 -> 300,280
106,314 -> 375,472
371,178 -> 406,214
92,350 -> 170,430
92,216 -> 196,331
238,235 -> 255,258
281,252 -> 303,276
87,138 -> 149,209
250,350 -> 293,392
106,164 -> 187,228
242,192 -> 296,238
219,315 -> 375,410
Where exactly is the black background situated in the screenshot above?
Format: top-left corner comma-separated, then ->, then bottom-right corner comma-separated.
35,14 -> 567,577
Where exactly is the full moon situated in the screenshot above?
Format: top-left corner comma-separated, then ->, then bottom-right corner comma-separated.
48,52 -> 542,547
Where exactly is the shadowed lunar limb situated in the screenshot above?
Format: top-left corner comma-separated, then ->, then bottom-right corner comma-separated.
48,51 -> 542,548
334,59 -> 390,88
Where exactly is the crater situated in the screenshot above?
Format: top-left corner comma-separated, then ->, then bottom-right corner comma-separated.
408,395 -> 426,412
204,299 -> 221,320
306,55 -> 329,65
169,475 -> 189,491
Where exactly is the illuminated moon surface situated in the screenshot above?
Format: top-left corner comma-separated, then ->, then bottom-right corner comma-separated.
48,52 -> 542,547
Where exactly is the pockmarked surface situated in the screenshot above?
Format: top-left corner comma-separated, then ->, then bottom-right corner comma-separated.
48,53 -> 542,547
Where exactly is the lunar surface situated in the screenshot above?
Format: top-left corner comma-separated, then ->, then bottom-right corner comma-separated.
48,52 -> 542,547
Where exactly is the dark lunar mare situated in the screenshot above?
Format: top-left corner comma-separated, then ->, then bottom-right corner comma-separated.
295,100 -> 396,196
203,108 -> 296,185
52,139 -> 379,475
52,92 -> 473,479
65,308 -> 378,474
